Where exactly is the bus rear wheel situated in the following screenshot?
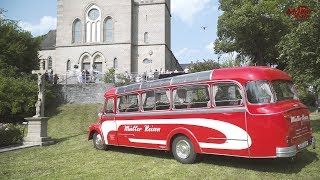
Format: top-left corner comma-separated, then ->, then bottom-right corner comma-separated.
172,136 -> 197,164
93,132 -> 107,150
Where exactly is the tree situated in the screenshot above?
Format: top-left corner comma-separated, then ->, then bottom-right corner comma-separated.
188,59 -> 220,73
0,9 -> 40,123
277,0 -> 320,102
214,0 -> 290,66
0,9 -> 40,76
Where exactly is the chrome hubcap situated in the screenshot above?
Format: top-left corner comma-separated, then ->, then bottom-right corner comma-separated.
176,140 -> 191,159
95,134 -> 103,147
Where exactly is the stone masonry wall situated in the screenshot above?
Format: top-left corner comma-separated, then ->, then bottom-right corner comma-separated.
52,83 -> 114,104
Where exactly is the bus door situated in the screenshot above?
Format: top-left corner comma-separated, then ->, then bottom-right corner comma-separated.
115,93 -> 141,146
100,98 -> 118,145
209,82 -> 249,157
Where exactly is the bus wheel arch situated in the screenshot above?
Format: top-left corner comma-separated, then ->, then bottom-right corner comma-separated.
167,128 -> 201,153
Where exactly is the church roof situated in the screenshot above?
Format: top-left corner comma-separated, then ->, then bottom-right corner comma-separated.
40,30 -> 56,50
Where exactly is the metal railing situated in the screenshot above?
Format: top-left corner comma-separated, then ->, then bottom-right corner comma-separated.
55,70 -> 187,85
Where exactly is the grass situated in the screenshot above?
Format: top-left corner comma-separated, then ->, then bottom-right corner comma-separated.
0,104 -> 319,179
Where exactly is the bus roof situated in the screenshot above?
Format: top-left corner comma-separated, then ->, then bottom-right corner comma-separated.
104,66 -> 292,98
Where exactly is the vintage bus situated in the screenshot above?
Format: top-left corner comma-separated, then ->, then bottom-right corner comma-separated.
88,67 -> 316,164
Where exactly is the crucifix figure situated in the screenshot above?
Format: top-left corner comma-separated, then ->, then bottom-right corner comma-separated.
32,70 -> 46,117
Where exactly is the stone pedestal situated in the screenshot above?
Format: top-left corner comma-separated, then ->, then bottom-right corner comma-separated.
23,117 -> 54,146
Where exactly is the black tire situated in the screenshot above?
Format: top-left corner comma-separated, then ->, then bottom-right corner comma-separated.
172,136 -> 197,164
93,132 -> 107,150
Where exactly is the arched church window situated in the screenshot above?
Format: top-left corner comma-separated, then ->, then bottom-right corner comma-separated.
104,17 -> 113,42
86,5 -> 101,42
82,55 -> 91,71
93,55 -> 103,72
67,60 -> 71,71
48,56 -> 52,69
144,32 -> 149,43
72,19 -> 82,43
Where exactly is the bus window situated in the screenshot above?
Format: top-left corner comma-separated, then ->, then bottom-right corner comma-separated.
142,89 -> 170,111
214,83 -> 243,107
155,89 -> 170,110
118,94 -> 139,112
104,98 -> 114,113
245,80 -> 275,104
173,85 -> 210,109
142,91 -> 155,111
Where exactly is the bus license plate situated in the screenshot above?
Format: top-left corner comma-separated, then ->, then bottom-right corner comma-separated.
298,141 -> 308,149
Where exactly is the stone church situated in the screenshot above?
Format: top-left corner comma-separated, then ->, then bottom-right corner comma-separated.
39,0 -> 181,81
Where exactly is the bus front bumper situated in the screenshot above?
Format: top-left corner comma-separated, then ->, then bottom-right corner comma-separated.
276,136 -> 316,158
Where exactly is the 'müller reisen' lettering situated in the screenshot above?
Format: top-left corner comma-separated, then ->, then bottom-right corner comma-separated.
144,125 -> 161,132
124,125 -> 142,132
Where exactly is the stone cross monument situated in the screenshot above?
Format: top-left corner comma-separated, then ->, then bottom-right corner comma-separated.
33,70 -> 46,117
23,69 -> 54,146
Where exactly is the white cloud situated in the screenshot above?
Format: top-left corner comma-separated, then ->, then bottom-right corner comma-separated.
206,42 -> 215,53
18,16 -> 57,37
175,48 -> 201,63
172,0 -> 211,26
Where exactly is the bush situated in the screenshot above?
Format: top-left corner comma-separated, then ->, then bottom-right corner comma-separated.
0,123 -> 23,147
0,75 -> 37,123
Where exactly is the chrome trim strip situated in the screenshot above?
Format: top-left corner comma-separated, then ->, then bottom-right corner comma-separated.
207,138 -> 247,141
118,134 -> 135,137
115,107 -> 246,118
276,146 -> 297,157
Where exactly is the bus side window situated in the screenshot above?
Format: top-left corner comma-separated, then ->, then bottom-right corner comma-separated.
155,89 -> 170,110
213,83 -> 243,107
118,94 -> 139,112
142,89 -> 170,111
104,98 -> 114,113
142,91 -> 155,111
173,85 -> 210,109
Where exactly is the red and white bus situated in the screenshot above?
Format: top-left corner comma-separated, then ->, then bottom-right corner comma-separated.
88,66 -> 316,163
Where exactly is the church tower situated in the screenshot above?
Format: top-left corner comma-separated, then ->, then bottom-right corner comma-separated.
39,0 -> 180,79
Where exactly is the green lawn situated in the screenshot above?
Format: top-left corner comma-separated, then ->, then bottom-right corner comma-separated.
0,104 -> 319,179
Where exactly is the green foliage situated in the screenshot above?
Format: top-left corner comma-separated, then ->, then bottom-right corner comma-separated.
188,59 -> 220,73
0,9 -> 40,75
103,68 -> 131,87
103,68 -> 115,83
277,0 -> 320,96
0,9 -> 40,123
220,59 -> 242,68
215,0 -> 289,66
0,75 -> 37,123
115,74 -> 131,87
0,123 -> 23,147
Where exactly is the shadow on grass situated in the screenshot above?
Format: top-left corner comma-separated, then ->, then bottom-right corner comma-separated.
199,149 -> 318,174
52,132 -> 87,144
107,146 -> 172,160
103,145 -> 318,174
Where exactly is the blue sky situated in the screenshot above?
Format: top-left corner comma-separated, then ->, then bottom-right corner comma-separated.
1,0 -> 229,64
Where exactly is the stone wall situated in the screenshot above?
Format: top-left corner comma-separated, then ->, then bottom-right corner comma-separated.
52,83 -> 114,104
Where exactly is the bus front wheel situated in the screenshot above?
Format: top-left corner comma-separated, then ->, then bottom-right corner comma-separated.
93,132 -> 107,150
172,136 -> 197,164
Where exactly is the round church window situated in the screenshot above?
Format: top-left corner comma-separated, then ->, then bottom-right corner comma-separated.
88,8 -> 100,21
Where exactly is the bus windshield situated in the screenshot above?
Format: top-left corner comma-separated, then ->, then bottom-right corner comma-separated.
246,80 -> 298,104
